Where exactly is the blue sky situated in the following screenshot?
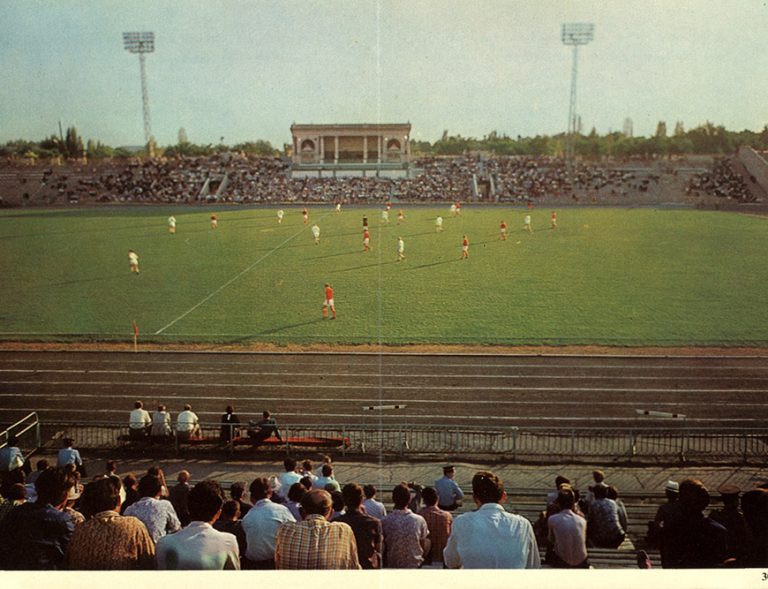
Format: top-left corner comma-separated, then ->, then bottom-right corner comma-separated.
1,0 -> 766,148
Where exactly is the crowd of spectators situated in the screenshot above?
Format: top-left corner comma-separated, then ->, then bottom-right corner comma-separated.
686,157 -> 755,202
2,438 -> 768,571
0,153 -> 672,206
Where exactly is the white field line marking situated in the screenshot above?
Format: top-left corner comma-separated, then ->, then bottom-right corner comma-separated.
2,392 -> 765,409
153,219 -> 324,335
0,406 -> 758,424
0,368 -> 766,382
2,357 -> 765,372
1,380 -> 765,393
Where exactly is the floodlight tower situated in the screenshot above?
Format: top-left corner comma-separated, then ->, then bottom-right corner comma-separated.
561,23 -> 594,162
122,31 -> 155,149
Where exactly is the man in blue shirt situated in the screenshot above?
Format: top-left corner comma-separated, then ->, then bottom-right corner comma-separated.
434,465 -> 464,511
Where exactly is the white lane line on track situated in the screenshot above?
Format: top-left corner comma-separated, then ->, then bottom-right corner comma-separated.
1,380 -> 766,393
1,368 -> 766,382
2,392 -> 766,409
0,407 -> 758,424
153,217 -> 325,335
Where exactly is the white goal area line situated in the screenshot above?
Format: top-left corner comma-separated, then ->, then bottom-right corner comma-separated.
154,218 -> 324,335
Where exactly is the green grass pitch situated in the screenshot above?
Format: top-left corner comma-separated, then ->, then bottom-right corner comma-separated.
0,205 -> 766,346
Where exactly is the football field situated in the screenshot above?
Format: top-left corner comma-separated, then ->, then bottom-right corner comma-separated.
0,205 -> 766,346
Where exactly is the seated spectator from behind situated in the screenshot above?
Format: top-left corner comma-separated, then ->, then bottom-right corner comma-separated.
128,400 -> 151,439
65,477 -> 155,569
27,458 -> 50,485
219,405 -> 240,442
57,438 -> 84,475
0,467 -> 77,569
708,484 -> 753,564
0,483 -> 27,526
363,484 -> 387,520
276,458 -> 302,500
547,487 -> 589,568
213,499 -> 248,561
169,470 -> 192,527
230,481 -> 252,517
335,483 -> 382,569
587,483 -> 625,548
247,411 -> 282,444
274,489 -> 360,570
418,486 -> 452,566
299,459 -> 317,484
444,471 -> 540,569
176,404 -> 201,440
62,474 -> 85,526
240,476 -> 295,569
648,480 -> 680,545
121,473 -> 139,513
285,482 -> 307,521
381,483 -> 430,568
124,473 -> 181,543
315,464 -> 341,492
661,478 -> 727,568
330,490 -> 345,519
546,475 -> 571,506
157,480 -> 240,570
151,405 -> 172,440
0,435 -> 29,496
740,488 -> 768,567
587,469 -> 608,504
607,485 -> 628,534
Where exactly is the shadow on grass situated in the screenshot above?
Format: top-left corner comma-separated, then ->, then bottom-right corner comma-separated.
245,318 -> 326,336
329,260 -> 399,273
305,250 -> 362,260
25,274 -> 127,289
407,259 -> 459,270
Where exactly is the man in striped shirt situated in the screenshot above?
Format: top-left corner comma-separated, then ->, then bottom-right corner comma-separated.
274,489 -> 360,569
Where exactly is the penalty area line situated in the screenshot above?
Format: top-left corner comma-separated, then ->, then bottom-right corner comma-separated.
154,220 -> 322,335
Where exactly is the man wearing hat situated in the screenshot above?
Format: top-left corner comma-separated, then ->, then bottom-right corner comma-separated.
434,465 -> 464,512
647,480 -> 680,546
709,484 -> 753,562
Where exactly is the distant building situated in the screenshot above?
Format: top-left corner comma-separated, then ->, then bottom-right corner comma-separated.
623,118 -> 634,138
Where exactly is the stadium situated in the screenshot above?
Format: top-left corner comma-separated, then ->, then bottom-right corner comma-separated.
0,1 -> 767,581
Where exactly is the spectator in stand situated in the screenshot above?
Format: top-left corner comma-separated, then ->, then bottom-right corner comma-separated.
661,478 -> 727,568
315,454 -> 333,478
146,465 -> 170,498
247,410 -> 283,444
124,473 -> 181,543
169,470 -> 192,527
176,404 -> 201,440
57,438 -> 84,475
220,405 -> 240,442
418,486 -> 452,567
0,483 -> 27,525
27,458 -> 50,486
444,470 -> 540,569
547,487 -> 589,568
363,484 -> 387,520
330,490 -> 345,519
607,485 -> 629,534
240,476 -> 295,569
708,484 -> 753,564
335,483 -> 382,569
64,477 -> 154,570
285,483 -> 307,521
435,465 -> 464,511
586,469 -> 608,504
104,460 -> 126,504
151,404 -> 172,440
213,500 -> 248,564
156,480 -> 240,570
230,481 -> 252,517
276,458 -> 302,500
298,459 -> 317,484
546,475 -> 571,506
740,488 -> 768,566
0,434 -> 29,496
647,480 -> 680,545
381,483 -> 430,568
275,489 -> 360,570
315,463 -> 341,492
62,472 -> 85,526
121,473 -> 140,513
587,483 -> 625,548
0,467 -> 77,569
128,400 -> 152,439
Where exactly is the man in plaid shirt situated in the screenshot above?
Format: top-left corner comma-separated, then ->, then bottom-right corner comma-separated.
418,486 -> 452,566
274,489 -> 360,569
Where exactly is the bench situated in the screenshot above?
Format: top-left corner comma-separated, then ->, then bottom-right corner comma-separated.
117,434 -> 351,449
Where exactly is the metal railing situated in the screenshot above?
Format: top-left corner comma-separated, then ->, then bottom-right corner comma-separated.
30,420 -> 768,464
0,412 -> 41,460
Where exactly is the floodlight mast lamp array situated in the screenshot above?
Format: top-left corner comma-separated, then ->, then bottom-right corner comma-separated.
561,23 -> 594,163
122,32 -> 155,151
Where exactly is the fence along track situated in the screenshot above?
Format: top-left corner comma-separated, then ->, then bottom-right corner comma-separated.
10,419 -> 768,464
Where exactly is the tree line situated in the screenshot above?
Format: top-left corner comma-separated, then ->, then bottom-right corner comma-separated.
3,121 -> 768,161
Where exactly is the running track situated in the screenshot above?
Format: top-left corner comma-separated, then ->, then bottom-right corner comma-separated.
1,351 -> 767,429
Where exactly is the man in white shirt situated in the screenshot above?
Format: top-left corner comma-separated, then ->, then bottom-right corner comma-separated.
156,480 -> 240,570
276,458 -> 302,500
241,477 -> 295,569
314,464 -> 341,492
443,470 -> 540,569
363,484 -> 387,520
176,404 -> 201,439
128,401 -> 151,439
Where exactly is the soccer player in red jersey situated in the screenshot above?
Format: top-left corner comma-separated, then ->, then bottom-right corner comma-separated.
363,229 -> 371,251
551,210 -> 557,229
461,235 -> 469,260
500,220 -> 508,240
322,283 -> 336,320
